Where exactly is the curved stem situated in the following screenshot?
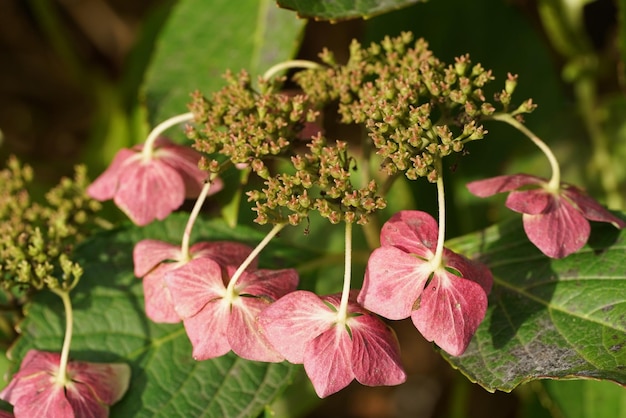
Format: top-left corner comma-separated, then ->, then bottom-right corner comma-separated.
226,223 -> 286,296
141,112 -> 195,161
336,222 -> 353,325
491,113 -> 561,192
262,60 -> 322,81
430,157 -> 446,270
51,289 -> 73,385
180,174 -> 217,260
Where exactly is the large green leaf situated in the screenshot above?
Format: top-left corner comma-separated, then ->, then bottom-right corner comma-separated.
277,0 -> 427,21
7,214 -> 309,417
444,216 -> 626,392
143,0 -> 306,125
538,380 -> 626,418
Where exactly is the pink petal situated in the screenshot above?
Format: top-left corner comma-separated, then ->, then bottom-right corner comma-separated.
142,264 -> 182,323
165,258 -> 226,318
304,325 -> 354,398
359,246 -> 432,320
191,241 -> 257,269
444,249 -> 493,294
505,189 -> 553,215
259,291 -> 336,363
11,384 -> 74,418
411,269 -> 488,356
114,159 -> 185,226
238,269 -> 299,300
563,185 -> 626,229
0,411 -> 13,417
466,174 -> 545,197
156,140 -> 214,198
182,299 -> 231,360
379,210 -> 439,256
67,362 -> 130,406
87,149 -> 139,201
133,239 -> 181,278
65,381 -> 109,418
228,297 -> 284,362
349,313 -> 406,387
522,197 -> 590,258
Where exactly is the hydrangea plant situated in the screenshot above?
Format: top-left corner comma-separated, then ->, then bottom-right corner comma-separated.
1,0 -> 625,417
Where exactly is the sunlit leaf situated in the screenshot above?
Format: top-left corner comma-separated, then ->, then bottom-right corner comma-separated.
444,216 -> 626,392
277,0 -> 427,21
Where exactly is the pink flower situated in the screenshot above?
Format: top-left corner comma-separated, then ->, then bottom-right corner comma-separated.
259,290 -> 406,398
164,258 -> 298,362
0,350 -> 130,418
87,137 -> 222,226
466,174 -> 626,258
133,239 -> 257,323
358,210 -> 493,357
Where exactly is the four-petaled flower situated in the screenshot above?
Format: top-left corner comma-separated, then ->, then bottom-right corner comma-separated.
467,174 -> 626,258
358,210 -> 493,356
133,239 -> 257,323
87,137 -> 222,226
165,258 -> 298,362
259,290 -> 406,398
0,350 -> 130,418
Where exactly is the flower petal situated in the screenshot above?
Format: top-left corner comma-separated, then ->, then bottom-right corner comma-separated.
563,185 -> 626,229
238,269 -> 299,300
466,174 -> 546,197
182,299 -> 232,360
379,210 -> 438,256
191,241 -> 257,269
349,313 -> 406,387
259,291 -> 336,364
304,326 -> 354,398
522,198 -> 591,258
133,239 -> 181,278
505,189 -> 553,215
359,246 -> 432,320
114,159 -> 185,226
87,149 -> 138,201
228,297 -> 284,362
165,258 -> 226,318
67,361 -> 131,405
142,264 -> 182,323
411,269 -> 488,356
155,139 -> 215,198
444,249 -> 493,294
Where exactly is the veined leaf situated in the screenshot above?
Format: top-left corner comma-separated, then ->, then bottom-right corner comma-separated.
445,216 -> 626,392
143,0 -> 306,125
7,214 -> 308,417
277,0 -> 427,21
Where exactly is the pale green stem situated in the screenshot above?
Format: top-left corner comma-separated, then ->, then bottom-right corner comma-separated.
141,112 -> 194,161
180,174 -> 217,261
336,221 -> 353,325
51,288 -> 73,385
225,223 -> 286,296
262,60 -> 322,81
491,113 -> 561,192
429,157 -> 446,271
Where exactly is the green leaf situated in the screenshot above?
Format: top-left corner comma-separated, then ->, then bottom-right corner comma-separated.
444,216 -> 626,392
7,214 -> 307,417
143,0 -> 306,125
277,0 -> 427,21
536,379 -> 626,418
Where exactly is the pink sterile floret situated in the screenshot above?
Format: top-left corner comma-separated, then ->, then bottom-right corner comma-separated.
133,239 -> 257,323
87,137 -> 222,226
0,350 -> 130,418
259,290 -> 406,398
358,210 -> 493,357
467,174 -> 626,258
165,258 -> 298,362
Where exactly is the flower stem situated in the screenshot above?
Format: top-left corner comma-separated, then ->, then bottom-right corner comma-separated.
492,113 -> 561,192
430,157 -> 446,270
51,288 -> 73,385
226,223 -> 286,296
141,112 -> 195,161
180,173 -> 218,261
336,221 -> 353,325
262,60 -> 322,82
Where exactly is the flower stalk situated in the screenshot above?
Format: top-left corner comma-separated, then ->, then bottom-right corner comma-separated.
336,221 -> 353,326
142,112 -> 195,161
